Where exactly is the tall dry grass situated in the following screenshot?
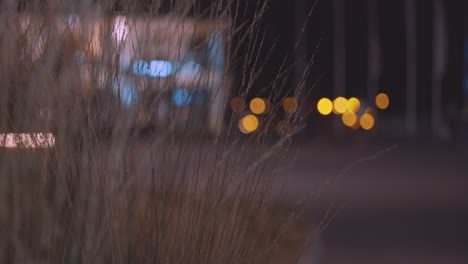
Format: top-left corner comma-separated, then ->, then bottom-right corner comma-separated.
0,0 -> 315,263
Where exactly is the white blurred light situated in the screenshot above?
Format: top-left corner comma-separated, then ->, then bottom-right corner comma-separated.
113,16 -> 129,45
133,60 -> 174,78
0,133 -> 55,148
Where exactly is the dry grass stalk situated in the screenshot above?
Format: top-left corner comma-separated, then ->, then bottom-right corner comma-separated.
0,0 -> 315,263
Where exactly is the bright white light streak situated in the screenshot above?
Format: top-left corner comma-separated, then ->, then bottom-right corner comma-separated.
0,133 -> 55,149
113,16 -> 129,45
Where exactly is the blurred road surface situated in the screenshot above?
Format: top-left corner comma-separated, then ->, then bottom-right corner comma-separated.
288,139 -> 468,264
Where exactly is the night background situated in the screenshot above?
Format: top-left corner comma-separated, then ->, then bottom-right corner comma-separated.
231,0 -> 468,262
235,0 -> 467,140
271,1 -> 468,262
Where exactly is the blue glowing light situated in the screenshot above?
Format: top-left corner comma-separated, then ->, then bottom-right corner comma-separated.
175,60 -> 203,80
133,60 -> 150,76
180,61 -> 202,76
121,84 -> 137,107
133,60 -> 173,78
172,88 -> 193,107
207,31 -> 225,70
112,77 -> 137,108
149,60 -> 173,77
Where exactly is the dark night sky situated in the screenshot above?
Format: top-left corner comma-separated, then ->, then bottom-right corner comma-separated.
240,0 -> 466,118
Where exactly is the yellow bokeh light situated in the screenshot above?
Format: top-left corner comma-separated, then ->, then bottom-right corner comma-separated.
341,112 -> 358,127
238,123 -> 250,134
239,114 -> 259,133
375,93 -> 390,110
250,97 -> 266,114
360,113 -> 375,130
332,107 -> 340,115
283,97 -> 299,113
317,98 -> 333,115
231,97 -> 246,113
347,97 -> 361,113
333,97 -> 348,114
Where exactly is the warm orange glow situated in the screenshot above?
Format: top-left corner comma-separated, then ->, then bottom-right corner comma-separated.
360,113 -> 375,130
283,97 -> 298,113
375,93 -> 390,109
333,97 -> 348,114
238,122 -> 250,134
239,114 -> 259,133
351,118 -> 360,130
347,97 -> 361,113
342,112 -> 358,127
250,97 -> 266,114
0,133 -> 55,148
317,98 -> 333,116
231,97 -> 246,113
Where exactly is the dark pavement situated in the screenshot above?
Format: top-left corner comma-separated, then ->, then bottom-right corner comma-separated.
286,139 -> 468,263
126,135 -> 468,263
